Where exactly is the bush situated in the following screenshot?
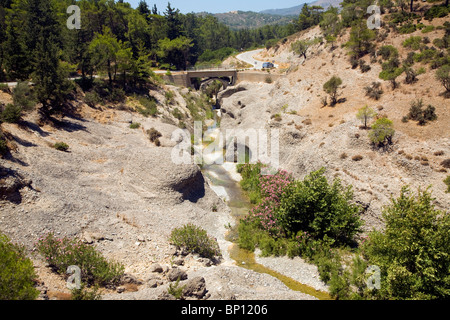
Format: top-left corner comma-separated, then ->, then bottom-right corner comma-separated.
70,283 -> 101,300
378,45 -> 398,61
276,168 -> 363,245
436,65 -> 450,93
1,104 -> 22,123
137,96 -> 158,117
110,88 -> 126,103
169,224 -> 221,260
0,233 -> 40,300
84,91 -> 101,108
35,233 -> 124,286
369,117 -> 395,147
402,36 -> 422,50
362,187 -> 450,300
445,176 -> 450,193
129,122 -> 141,129
407,99 -> 437,124
323,76 -> 343,105
147,128 -> 162,146
424,5 -> 449,21
0,137 -> 7,156
53,142 -> 69,152
364,82 -> 384,100
398,22 -> 417,34
12,82 -> 36,110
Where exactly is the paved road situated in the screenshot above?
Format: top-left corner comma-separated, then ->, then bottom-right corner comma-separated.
236,49 -> 278,70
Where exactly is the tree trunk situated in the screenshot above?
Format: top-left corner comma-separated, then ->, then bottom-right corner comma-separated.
410,0 -> 414,12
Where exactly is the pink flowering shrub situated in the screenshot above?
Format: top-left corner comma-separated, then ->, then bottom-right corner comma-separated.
243,169 -> 294,236
35,233 -> 124,286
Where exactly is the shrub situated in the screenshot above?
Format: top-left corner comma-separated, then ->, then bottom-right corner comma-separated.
137,97 -> 158,117
436,65 -> 450,93
1,104 -> 22,123
165,90 -> 175,105
378,45 -> 398,61
0,137 -> 7,156
84,91 -> 101,108
362,187 -> 450,300
169,224 -> 221,260
445,176 -> 450,193
147,128 -> 162,146
402,36 -> 422,50
265,76 -> 273,84
12,82 -> 36,111
407,99 -> 437,124
414,49 -> 437,64
359,60 -> 371,73
71,284 -> 101,300
129,122 -> 141,129
421,25 -> 435,33
404,67 -> 418,84
364,82 -> 384,100
271,114 -> 282,122
53,142 -> 69,152
398,22 -> 417,34
275,168 -> 363,245
323,76 -> 343,105
35,233 -> 124,286
0,233 -> 40,300
424,5 -> 449,21
356,105 -> 377,128
110,88 -> 126,103
369,117 -> 395,147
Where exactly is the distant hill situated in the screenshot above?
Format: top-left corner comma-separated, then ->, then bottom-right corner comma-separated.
260,0 -> 343,16
203,11 -> 295,30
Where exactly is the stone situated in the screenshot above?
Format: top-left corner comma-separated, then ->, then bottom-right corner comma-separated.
117,286 -> 125,294
121,274 -> 143,285
167,267 -> 188,282
172,258 -> 184,266
182,277 -> 207,299
150,263 -> 164,273
147,279 -> 158,288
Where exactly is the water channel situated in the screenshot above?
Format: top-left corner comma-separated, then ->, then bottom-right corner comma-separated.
200,111 -> 332,300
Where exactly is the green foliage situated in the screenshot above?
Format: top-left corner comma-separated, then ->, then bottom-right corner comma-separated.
35,233 -> 124,287
276,168 -> 363,245
84,92 -> 101,108
169,224 -> 222,260
53,142 -> 69,152
362,187 -> 450,300
237,162 -> 264,204
129,123 -> 141,129
398,22 -> 417,34
445,176 -> 450,193
364,82 -> 384,100
378,45 -> 399,61
137,96 -> 158,117
346,22 -> 376,58
291,39 -> 313,59
12,82 -> 36,111
424,5 -> 449,21
71,284 -> 101,301
421,25 -> 435,33
413,49 -> 437,64
407,99 -> 438,125
0,137 -> 7,156
379,67 -> 404,89
1,103 -> 22,123
168,278 -> 186,300
402,36 -> 423,50
323,76 -> 343,105
369,117 -> 395,147
356,105 -> 377,128
147,128 -> 162,146
436,64 -> 450,92
0,84 -> 9,93
0,233 -> 39,300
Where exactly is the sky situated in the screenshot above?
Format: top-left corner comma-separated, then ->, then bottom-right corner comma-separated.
126,0 -> 308,14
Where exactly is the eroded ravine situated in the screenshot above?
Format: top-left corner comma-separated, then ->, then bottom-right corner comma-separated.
201,111 -> 332,301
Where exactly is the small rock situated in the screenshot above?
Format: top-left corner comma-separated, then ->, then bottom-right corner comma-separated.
183,277 -> 207,299
147,279 -> 158,288
121,274 -> 143,285
137,235 -> 145,243
167,267 -> 188,282
117,286 -> 125,294
150,263 -> 164,273
172,258 -> 184,266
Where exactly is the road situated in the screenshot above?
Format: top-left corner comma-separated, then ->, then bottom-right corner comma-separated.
235,49 -> 278,70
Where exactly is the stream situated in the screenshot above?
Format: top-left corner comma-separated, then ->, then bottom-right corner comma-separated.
200,112 -> 332,301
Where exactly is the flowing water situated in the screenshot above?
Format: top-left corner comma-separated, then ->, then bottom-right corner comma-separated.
200,112 -> 332,300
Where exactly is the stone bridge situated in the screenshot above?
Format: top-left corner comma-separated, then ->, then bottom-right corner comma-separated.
163,68 -> 285,89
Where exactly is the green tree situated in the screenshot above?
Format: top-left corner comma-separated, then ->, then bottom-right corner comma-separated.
28,0 -> 71,114
356,105 -> 377,129
323,76 -> 343,105
362,187 -> 450,300
346,21 -> 376,58
205,80 -> 223,106
89,27 -> 121,86
369,117 -> 395,147
379,67 -> 404,90
158,36 -> 193,70
291,39 -> 312,60
436,64 -> 450,93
